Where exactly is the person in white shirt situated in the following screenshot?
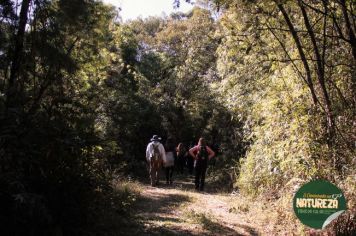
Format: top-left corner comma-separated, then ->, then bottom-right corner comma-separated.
146,135 -> 166,186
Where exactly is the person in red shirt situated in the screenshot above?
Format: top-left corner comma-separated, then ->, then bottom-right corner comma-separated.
189,138 -> 215,191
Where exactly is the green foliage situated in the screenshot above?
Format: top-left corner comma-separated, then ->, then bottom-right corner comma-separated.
0,0 -> 132,235
237,68 -> 318,196
214,1 -> 355,232
110,7 -> 243,151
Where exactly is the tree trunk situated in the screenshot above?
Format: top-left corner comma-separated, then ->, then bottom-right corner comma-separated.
339,0 -> 356,61
6,0 -> 32,109
276,3 -> 319,106
298,0 -> 335,140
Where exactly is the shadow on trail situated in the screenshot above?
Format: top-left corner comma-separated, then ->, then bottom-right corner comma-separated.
136,190 -> 190,214
138,170 -> 198,192
120,171 -> 259,235
118,185 -> 195,236
199,215 -> 259,236
135,191 -> 194,236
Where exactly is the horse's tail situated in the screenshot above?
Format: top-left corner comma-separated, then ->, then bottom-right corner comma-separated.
151,155 -> 162,170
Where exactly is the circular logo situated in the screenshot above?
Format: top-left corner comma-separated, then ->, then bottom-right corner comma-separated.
293,179 -> 347,229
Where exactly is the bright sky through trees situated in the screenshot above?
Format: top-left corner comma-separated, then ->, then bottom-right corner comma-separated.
103,0 -> 194,21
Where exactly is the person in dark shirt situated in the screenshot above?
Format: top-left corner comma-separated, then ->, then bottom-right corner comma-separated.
189,138 -> 215,191
176,143 -> 187,174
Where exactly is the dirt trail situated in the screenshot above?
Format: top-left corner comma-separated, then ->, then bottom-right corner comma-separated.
130,176 -> 260,236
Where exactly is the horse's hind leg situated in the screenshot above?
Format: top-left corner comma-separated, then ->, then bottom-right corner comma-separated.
155,163 -> 159,186
150,164 -> 156,186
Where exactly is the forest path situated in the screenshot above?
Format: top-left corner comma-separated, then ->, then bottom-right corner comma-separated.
127,175 -> 260,236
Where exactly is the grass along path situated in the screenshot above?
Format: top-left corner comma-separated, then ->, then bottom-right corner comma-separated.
126,175 -> 260,236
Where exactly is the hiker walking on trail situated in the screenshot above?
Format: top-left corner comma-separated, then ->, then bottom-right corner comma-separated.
146,135 -> 166,187
189,138 -> 215,191
164,138 -> 176,185
176,143 -> 187,174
